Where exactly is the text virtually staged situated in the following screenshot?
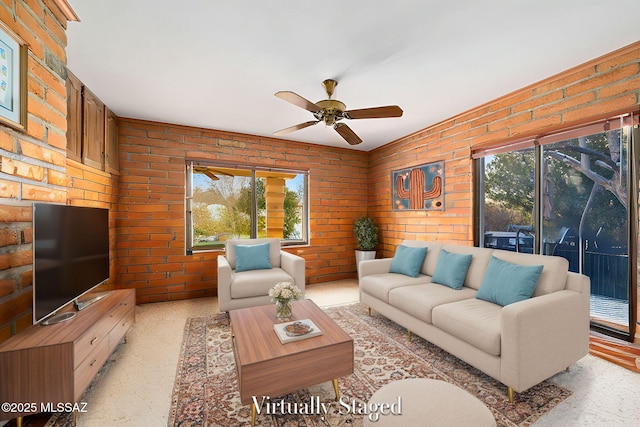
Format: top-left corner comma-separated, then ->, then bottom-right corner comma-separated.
251,393 -> 402,423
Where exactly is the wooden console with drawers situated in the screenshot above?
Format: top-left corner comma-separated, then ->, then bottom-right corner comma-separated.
0,289 -> 135,421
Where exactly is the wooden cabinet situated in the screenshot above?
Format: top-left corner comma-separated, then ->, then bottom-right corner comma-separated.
65,72 -> 119,173
105,108 -> 119,174
81,87 -> 105,170
66,71 -> 82,162
0,289 -> 135,420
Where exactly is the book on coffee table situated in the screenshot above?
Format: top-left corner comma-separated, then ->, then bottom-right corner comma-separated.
273,319 -> 323,344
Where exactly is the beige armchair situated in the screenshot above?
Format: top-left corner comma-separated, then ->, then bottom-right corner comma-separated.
217,238 -> 305,312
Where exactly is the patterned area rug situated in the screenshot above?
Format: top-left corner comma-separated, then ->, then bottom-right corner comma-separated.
169,303 -> 570,426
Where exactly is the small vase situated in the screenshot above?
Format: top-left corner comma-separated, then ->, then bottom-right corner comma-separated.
275,300 -> 292,321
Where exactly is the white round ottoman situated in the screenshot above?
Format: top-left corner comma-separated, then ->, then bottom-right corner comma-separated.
363,378 -> 496,427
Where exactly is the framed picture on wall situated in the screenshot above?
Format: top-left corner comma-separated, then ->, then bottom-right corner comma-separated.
392,161 -> 444,210
0,21 -> 27,132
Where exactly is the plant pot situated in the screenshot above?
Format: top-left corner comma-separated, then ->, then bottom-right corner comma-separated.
355,250 -> 376,275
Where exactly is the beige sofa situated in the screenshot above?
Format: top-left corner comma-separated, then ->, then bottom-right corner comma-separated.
217,238 -> 305,312
359,240 -> 590,401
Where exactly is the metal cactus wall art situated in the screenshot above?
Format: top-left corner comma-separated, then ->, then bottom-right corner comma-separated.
392,161 -> 444,210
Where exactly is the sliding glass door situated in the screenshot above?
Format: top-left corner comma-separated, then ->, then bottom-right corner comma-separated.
540,128 -> 632,336
476,117 -> 638,341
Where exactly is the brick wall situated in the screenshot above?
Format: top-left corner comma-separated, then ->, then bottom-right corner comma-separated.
116,120 -> 369,304
0,1 -> 72,340
369,42 -> 640,257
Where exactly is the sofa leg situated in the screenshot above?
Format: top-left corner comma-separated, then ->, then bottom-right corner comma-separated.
507,387 -> 515,403
407,329 -> 413,342
368,307 -> 372,316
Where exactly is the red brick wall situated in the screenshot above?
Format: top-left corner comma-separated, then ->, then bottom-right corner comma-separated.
0,1 -> 73,340
369,42 -> 640,258
116,120 -> 369,304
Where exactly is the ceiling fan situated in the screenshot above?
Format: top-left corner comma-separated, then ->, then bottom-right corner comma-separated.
273,79 -> 403,145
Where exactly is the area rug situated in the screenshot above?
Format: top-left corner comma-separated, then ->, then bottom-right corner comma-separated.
168,303 -> 570,426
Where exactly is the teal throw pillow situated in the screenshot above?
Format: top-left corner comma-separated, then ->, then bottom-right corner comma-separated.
389,245 -> 427,278
476,256 -> 543,306
431,249 -> 473,290
234,243 -> 272,272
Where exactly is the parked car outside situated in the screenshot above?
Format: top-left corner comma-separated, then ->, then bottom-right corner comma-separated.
484,231 -> 534,253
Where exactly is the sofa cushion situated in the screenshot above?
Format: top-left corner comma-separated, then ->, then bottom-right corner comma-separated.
389,283 -> 477,323
441,244 -> 494,290
389,245 -> 428,277
401,240 -> 443,276
431,249 -> 472,290
475,256 -> 543,306
360,273 -> 431,303
230,267 -> 294,299
432,298 -> 502,356
234,243 -> 272,272
225,238 -> 282,269
491,250 -> 568,296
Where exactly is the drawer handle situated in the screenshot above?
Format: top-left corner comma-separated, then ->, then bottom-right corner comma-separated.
90,337 -> 98,345
89,359 -> 97,367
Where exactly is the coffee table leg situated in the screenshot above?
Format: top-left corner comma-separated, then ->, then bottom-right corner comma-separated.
332,378 -> 340,400
251,403 -> 256,426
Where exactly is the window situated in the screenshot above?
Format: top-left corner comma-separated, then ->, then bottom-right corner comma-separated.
474,113 -> 638,341
185,162 -> 309,252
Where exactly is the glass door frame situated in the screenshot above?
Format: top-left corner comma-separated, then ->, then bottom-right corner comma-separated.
584,124 -> 637,341
473,115 -> 638,341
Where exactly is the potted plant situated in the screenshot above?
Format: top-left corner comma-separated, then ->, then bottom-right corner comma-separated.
354,216 -> 379,270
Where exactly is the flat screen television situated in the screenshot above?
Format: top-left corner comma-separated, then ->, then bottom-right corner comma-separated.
33,203 -> 109,324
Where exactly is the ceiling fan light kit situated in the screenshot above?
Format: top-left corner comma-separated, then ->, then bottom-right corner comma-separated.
274,79 -> 403,145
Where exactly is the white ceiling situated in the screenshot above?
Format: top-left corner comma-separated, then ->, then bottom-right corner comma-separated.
66,1 -> 640,151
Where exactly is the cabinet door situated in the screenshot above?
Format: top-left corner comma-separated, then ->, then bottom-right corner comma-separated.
66,72 -> 82,162
82,87 -> 105,170
105,108 -> 119,174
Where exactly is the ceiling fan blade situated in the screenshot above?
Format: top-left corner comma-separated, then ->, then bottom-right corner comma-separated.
275,91 -> 322,113
344,105 -> 403,119
273,120 -> 319,136
334,123 -> 362,145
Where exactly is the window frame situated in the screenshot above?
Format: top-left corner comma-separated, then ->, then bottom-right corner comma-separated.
185,161 -> 309,253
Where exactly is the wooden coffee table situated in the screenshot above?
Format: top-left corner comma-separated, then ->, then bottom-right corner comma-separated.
230,299 -> 354,426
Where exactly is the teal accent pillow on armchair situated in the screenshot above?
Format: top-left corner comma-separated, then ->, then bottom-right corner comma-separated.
234,243 -> 272,272
389,245 -> 428,278
431,249 -> 473,290
476,256 -> 543,306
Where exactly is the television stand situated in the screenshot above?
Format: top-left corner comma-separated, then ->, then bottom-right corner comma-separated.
41,311 -> 76,325
0,289 -> 135,422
